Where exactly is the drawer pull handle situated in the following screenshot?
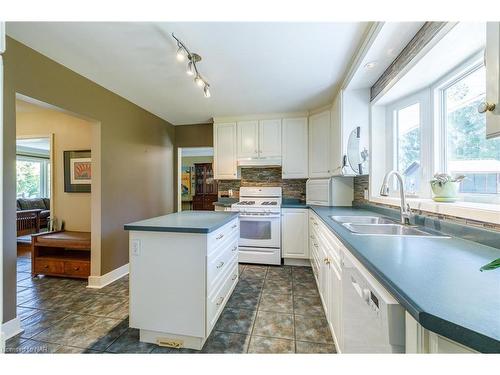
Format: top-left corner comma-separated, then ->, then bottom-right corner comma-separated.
231,224 -> 237,229
73,267 -> 80,271
313,223 -> 318,226
216,296 -> 224,306
217,261 -> 225,269
44,265 -> 49,269
232,246 -> 237,252
324,258 -> 330,265
231,274 -> 237,281
216,234 -> 224,240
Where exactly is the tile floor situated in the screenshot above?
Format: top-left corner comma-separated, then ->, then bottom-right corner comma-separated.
6,256 -> 335,354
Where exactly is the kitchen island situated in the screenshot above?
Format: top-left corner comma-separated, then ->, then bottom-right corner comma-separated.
124,211 -> 239,350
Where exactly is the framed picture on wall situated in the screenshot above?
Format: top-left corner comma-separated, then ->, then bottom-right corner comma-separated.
64,150 -> 91,192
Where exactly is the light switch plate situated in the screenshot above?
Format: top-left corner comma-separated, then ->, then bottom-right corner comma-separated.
131,239 -> 141,256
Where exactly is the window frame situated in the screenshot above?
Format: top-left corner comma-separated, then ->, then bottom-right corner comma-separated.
16,154 -> 50,198
431,51 -> 498,202
385,89 -> 432,198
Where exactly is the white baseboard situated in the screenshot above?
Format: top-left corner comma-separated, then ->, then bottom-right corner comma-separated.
283,258 -> 311,267
87,263 -> 129,289
1,317 -> 23,342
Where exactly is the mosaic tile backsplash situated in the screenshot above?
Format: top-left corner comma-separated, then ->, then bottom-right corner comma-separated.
353,176 -> 500,231
218,167 -> 306,201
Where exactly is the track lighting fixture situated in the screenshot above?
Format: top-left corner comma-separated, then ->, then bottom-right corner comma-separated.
172,33 -> 211,98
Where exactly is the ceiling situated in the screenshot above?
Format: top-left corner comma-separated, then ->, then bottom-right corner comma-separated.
7,22 -> 368,125
347,22 -> 424,90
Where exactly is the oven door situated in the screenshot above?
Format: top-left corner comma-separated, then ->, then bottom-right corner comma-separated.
238,214 -> 281,248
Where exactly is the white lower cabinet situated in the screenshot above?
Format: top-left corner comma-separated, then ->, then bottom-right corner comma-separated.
405,312 -> 477,353
282,208 -> 309,259
309,210 -> 342,350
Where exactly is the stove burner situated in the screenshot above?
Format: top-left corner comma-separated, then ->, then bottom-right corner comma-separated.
262,202 -> 278,205
238,201 -> 255,205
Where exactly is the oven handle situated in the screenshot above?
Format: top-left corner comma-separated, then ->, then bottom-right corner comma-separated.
238,214 -> 281,219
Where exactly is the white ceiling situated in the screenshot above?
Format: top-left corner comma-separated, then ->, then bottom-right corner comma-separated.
377,22 -> 486,105
7,22 -> 368,125
347,22 -> 424,90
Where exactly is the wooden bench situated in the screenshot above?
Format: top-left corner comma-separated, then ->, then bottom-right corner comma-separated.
31,231 -> 91,279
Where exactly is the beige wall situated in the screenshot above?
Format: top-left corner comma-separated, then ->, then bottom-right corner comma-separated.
16,100 -> 92,231
3,36 -> 175,323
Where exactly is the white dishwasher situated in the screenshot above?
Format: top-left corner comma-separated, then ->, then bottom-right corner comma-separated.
341,248 -> 405,353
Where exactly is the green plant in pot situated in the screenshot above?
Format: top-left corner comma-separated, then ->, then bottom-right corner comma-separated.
430,173 -> 465,202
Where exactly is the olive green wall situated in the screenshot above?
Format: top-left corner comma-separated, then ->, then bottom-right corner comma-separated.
3,37 -> 175,323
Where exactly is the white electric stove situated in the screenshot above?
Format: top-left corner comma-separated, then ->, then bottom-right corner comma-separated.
231,187 -> 282,265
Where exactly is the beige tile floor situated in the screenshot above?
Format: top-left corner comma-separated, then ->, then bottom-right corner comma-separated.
6,256 -> 335,354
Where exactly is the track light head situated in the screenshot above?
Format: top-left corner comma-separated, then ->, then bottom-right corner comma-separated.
186,61 -> 195,76
203,84 -> 211,98
176,46 -> 186,62
195,75 -> 204,87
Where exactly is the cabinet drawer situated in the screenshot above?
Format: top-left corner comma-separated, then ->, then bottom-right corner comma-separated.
207,238 -> 238,293
208,219 -> 239,252
34,259 -> 64,274
207,261 -> 238,332
64,261 -> 90,277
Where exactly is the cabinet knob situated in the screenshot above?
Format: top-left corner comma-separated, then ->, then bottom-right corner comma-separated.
232,274 -> 238,281
73,267 -> 80,271
216,296 -> 224,306
232,246 -> 237,252
231,224 -> 237,229
478,102 -> 496,113
44,265 -> 49,269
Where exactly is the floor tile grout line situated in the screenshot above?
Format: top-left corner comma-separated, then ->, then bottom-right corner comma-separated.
246,266 -> 268,353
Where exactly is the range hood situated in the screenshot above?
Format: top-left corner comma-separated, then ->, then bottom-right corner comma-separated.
237,158 -> 282,167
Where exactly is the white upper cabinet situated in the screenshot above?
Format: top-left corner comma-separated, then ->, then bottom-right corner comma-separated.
259,119 -> 282,158
237,120 -> 259,159
308,110 -> 332,178
214,122 -> 238,179
282,117 -> 308,178
486,22 -> 500,139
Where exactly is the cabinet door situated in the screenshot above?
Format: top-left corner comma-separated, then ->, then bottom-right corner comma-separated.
214,122 -> 238,179
309,110 -> 331,178
259,119 -> 282,158
282,117 -> 308,178
328,254 -> 342,348
317,243 -> 329,316
282,209 -> 309,259
237,120 -> 259,158
486,22 -> 500,139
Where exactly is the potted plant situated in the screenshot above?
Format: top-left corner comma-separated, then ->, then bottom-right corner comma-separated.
429,173 -> 465,202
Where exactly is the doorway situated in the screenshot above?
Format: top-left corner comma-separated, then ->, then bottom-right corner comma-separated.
177,147 -> 217,211
15,135 -> 54,258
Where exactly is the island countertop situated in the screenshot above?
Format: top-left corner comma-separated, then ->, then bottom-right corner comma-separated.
124,211 -> 239,234
309,205 -> 500,353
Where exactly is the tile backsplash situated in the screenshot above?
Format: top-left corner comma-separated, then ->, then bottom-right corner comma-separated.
217,167 -> 306,201
353,175 -> 500,231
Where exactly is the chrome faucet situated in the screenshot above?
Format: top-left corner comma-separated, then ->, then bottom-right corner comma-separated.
380,170 -> 412,225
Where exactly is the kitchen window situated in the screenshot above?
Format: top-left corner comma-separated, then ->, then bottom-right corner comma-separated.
386,90 -> 431,198
436,59 -> 500,203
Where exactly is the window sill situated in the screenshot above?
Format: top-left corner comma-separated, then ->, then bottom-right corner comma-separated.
369,196 -> 500,224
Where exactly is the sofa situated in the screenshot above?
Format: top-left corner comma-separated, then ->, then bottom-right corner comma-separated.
17,198 -> 50,229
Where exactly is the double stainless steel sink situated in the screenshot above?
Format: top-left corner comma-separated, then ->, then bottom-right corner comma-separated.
329,215 -> 449,238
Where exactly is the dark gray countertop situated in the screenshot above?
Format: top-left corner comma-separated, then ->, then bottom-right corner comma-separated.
124,211 -> 239,234
282,198 -> 309,208
309,205 -> 500,353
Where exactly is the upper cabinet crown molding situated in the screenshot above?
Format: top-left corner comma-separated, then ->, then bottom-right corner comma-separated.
213,111 -> 308,123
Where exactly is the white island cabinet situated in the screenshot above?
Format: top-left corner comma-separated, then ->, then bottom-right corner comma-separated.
124,211 -> 239,350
